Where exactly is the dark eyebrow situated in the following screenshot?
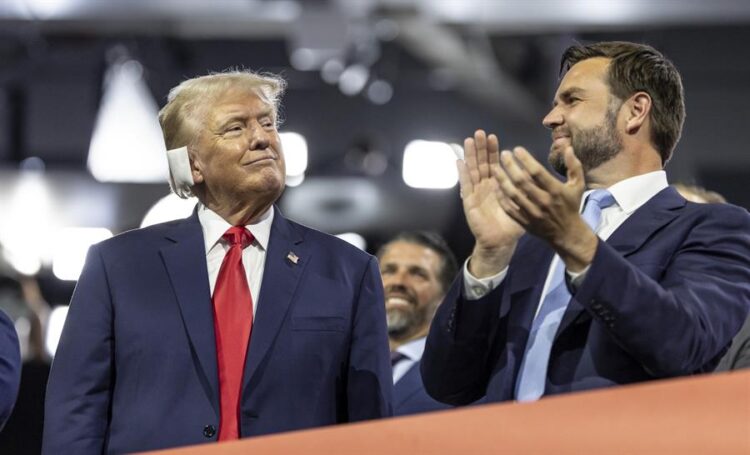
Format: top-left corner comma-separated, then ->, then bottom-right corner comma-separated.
552,87 -> 585,108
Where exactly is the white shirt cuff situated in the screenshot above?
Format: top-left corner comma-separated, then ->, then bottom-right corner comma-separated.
462,257 -> 508,300
566,265 -> 590,290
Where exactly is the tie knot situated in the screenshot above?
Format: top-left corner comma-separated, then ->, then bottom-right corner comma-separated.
586,189 -> 616,210
581,189 -> 616,232
223,226 -> 254,248
390,351 -> 407,367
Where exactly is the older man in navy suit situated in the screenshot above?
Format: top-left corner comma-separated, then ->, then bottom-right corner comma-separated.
422,41 -> 750,405
0,307 -> 20,431
377,232 -> 457,416
43,71 -> 392,454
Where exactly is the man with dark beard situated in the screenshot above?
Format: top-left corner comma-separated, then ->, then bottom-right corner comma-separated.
377,232 -> 457,416
422,41 -> 750,405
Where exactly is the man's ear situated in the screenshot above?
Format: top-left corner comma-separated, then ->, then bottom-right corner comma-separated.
189,148 -> 204,184
624,91 -> 652,135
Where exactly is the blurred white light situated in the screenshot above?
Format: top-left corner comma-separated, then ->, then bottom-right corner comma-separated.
23,0 -> 82,19
290,48 -> 318,71
52,228 -> 113,281
3,250 -> 41,276
0,172 -> 57,275
280,132 -> 308,177
19,156 -> 45,172
335,232 -> 367,251
366,80 -> 393,105
45,305 -> 69,358
338,64 -> 369,96
141,194 -> 197,228
363,151 -> 388,176
88,59 -> 169,183
285,173 -> 305,187
449,143 -> 464,160
374,18 -> 400,41
579,0 -> 639,23
402,140 -> 459,189
321,59 -> 345,84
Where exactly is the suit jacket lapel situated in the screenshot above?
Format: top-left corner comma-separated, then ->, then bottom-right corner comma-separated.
243,209 -> 308,392
394,363 -> 424,407
605,186 -> 685,257
557,186 -> 686,335
159,211 -> 219,413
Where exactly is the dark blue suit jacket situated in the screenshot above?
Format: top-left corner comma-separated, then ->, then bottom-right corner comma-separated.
423,187 -> 750,405
393,361 -> 451,416
0,309 -> 20,431
43,208 -> 392,454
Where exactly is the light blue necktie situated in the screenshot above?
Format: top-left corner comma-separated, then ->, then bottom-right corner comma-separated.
515,189 -> 616,401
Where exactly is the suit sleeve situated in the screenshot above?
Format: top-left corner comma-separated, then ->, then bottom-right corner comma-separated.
421,275 -> 501,405
346,256 -> 393,420
43,245 -> 113,455
575,206 -> 750,376
0,308 -> 21,431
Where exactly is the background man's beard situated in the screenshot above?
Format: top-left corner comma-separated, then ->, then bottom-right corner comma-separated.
549,108 -> 623,175
387,308 -> 415,338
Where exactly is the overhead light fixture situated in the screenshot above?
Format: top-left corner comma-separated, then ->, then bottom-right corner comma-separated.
402,140 -> 459,189
87,58 -> 168,183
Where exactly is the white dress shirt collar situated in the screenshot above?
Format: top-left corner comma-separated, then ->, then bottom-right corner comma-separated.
584,170 -> 668,213
197,204 -> 274,255
395,337 -> 427,362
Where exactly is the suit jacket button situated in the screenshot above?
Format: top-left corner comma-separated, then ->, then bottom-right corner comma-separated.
203,425 -> 216,438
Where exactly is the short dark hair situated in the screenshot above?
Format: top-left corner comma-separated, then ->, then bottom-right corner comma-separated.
377,231 -> 458,293
560,41 -> 685,165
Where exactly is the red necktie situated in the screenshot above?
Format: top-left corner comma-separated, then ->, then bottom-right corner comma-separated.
212,226 -> 254,440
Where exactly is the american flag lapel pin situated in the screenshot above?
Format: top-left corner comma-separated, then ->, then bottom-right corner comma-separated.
286,251 -> 299,265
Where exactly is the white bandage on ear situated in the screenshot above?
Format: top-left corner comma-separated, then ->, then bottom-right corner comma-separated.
166,146 -> 195,199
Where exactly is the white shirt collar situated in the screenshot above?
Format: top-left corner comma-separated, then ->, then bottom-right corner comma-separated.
395,337 -> 427,362
197,204 -> 274,255
584,170 -> 668,213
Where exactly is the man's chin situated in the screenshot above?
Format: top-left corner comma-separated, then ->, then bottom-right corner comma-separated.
548,148 -> 567,175
386,309 -> 413,334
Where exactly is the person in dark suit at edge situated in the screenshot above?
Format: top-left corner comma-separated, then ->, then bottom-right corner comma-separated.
422,41 -> 750,405
377,232 -> 457,416
672,183 -> 750,373
0,306 -> 20,432
43,70 -> 392,454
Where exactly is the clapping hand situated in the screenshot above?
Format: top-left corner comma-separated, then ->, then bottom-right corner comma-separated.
457,130 -> 524,278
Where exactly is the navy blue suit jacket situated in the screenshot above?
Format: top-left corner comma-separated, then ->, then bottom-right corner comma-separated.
422,187 -> 750,405
43,208 -> 392,454
393,361 -> 451,416
0,309 -> 20,431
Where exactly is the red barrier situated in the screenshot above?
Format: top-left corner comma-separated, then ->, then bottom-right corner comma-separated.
141,370 -> 750,455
